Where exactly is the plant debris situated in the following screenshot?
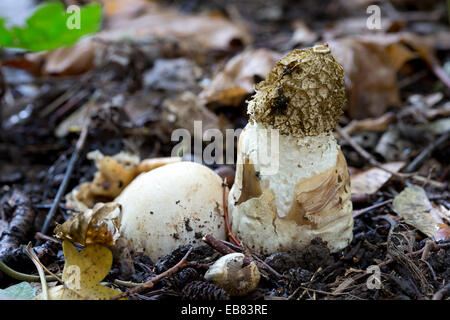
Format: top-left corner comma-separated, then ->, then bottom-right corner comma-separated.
0,0 -> 449,301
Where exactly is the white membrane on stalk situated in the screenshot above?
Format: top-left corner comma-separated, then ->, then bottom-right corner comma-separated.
240,122 -> 339,217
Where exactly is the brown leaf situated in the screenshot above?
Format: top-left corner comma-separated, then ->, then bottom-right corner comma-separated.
54,202 -> 122,247
199,49 -> 281,106
287,21 -> 318,47
20,2 -> 251,76
342,112 -> 396,135
329,33 -> 438,119
161,91 -> 227,135
350,162 -> 405,194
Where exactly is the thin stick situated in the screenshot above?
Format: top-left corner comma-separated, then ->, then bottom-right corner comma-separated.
222,180 -> 241,246
203,234 -> 237,256
352,199 -> 393,218
25,244 -> 49,300
404,130 -> 450,173
349,242 -> 450,284
336,126 -> 445,189
219,239 -> 283,279
26,243 -> 64,284
297,286 -> 365,300
203,235 -> 283,280
111,247 -> 193,300
0,260 -> 60,282
39,124 -> 89,239
432,283 -> 450,300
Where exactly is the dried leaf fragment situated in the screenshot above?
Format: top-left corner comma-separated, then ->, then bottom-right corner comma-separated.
329,33 -> 440,119
350,162 -> 405,194
392,185 -> 449,240
35,240 -> 123,300
199,49 -> 282,106
66,150 -> 184,211
54,202 -> 122,247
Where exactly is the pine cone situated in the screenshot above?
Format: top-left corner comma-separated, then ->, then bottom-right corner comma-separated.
285,268 -> 312,293
162,267 -> 200,291
182,281 -> 230,300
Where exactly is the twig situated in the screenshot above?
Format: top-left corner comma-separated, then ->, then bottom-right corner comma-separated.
297,286 -> 365,300
219,239 -> 283,279
420,240 -> 436,261
432,283 -> 450,300
0,191 -> 35,261
222,179 -> 241,247
203,234 -> 283,280
350,242 -> 450,284
39,124 -> 89,240
111,247 -> 193,300
0,259 -> 60,282
352,199 -> 393,219
38,71 -> 93,118
112,279 -> 142,288
404,130 -> 450,173
336,126 -> 381,168
25,244 -> 49,300
203,234 -> 237,257
34,232 -> 61,244
351,193 -> 372,204
0,67 -> 5,128
26,243 -> 64,284
336,126 -> 445,189
431,63 -> 450,90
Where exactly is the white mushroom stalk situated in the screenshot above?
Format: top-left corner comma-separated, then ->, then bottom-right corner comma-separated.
228,44 -> 353,254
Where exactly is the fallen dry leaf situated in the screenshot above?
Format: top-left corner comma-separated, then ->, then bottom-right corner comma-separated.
68,150 -> 140,210
350,162 -> 405,194
161,91 -> 227,135
342,112 -> 396,135
433,204 -> 450,224
329,33 -> 440,119
199,49 -> 281,106
35,240 -> 122,300
54,202 -> 122,247
392,185 -> 450,241
287,21 -> 318,48
66,150 -> 186,211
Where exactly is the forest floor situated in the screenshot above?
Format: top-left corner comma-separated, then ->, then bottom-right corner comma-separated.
0,0 -> 449,300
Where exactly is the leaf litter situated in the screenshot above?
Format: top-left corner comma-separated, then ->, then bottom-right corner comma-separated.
0,0 -> 449,301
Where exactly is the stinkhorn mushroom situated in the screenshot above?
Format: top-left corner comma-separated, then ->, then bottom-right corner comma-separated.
228,44 -> 353,254
114,161 -> 227,261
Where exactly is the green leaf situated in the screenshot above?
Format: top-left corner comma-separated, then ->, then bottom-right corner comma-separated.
0,1 -> 102,52
0,282 -> 36,300
0,18 -> 13,47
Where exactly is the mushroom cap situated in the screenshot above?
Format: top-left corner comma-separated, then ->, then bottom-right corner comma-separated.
115,161 -> 227,261
204,253 -> 260,296
248,44 -> 346,137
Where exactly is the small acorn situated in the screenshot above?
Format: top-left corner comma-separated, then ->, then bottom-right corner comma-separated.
204,253 -> 260,296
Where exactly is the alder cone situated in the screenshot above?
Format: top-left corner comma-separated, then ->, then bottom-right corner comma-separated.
161,267 -> 200,291
181,281 -> 230,300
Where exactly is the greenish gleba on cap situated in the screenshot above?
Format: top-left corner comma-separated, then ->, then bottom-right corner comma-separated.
247,44 -> 346,137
